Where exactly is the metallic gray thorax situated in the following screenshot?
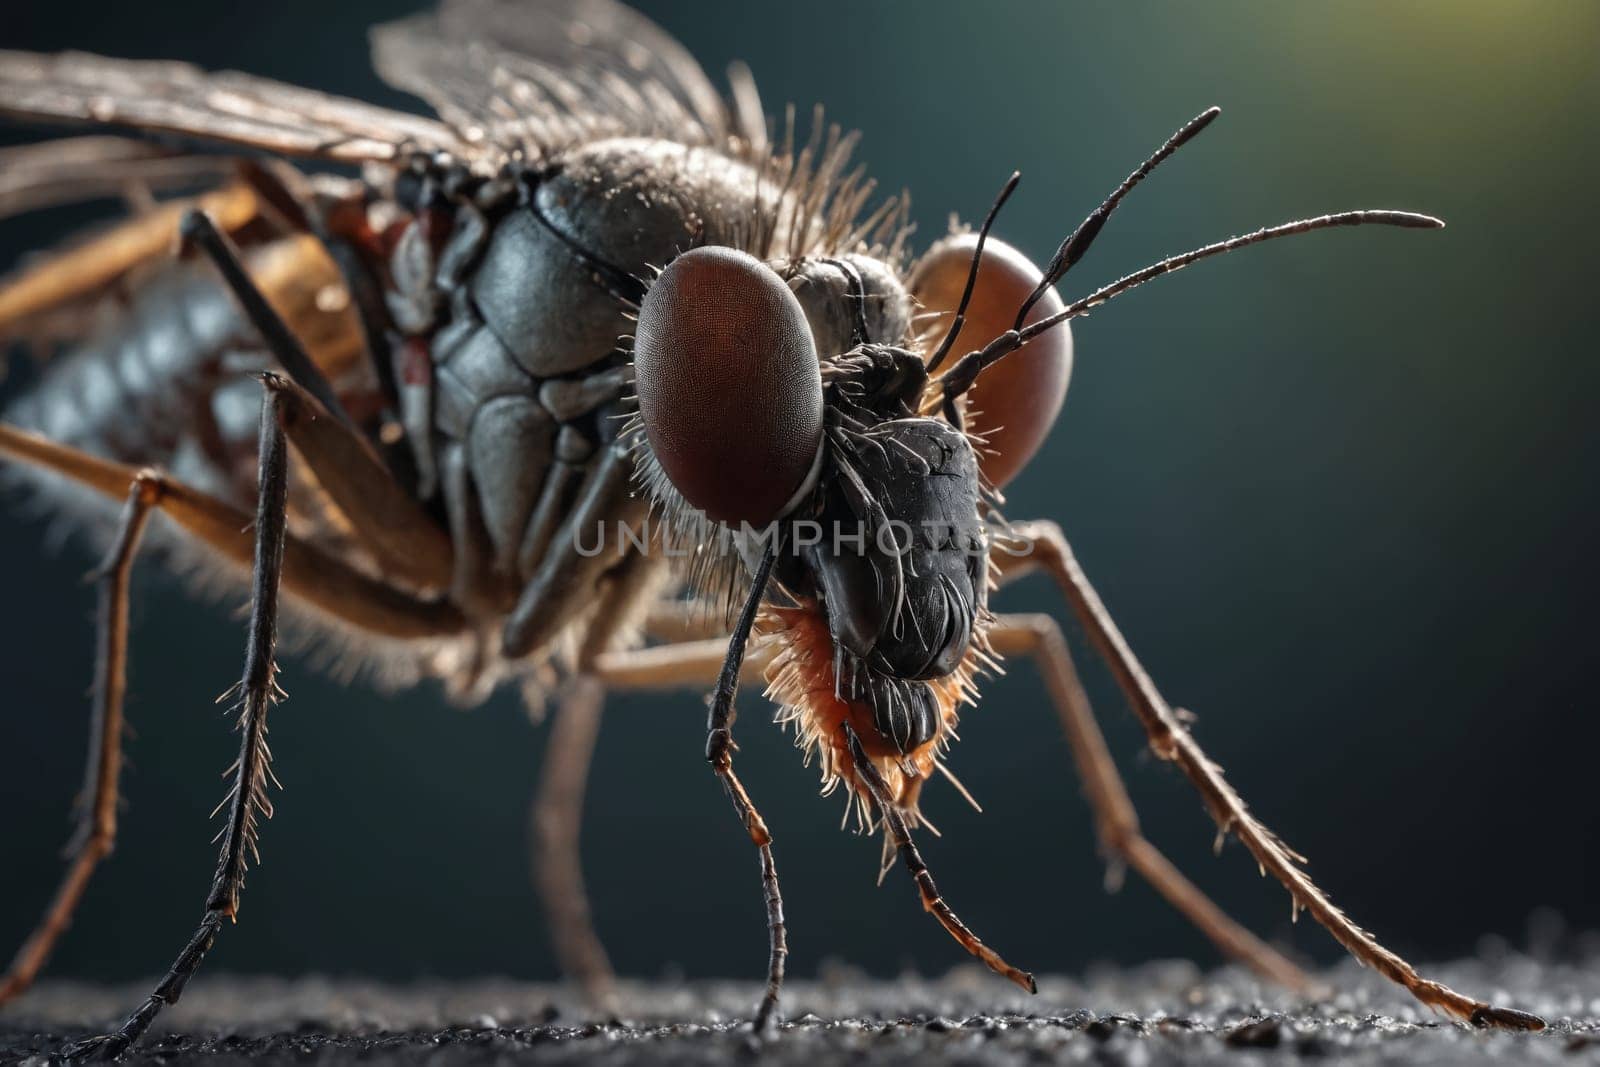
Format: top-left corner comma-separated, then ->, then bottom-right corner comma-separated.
389,136 -> 914,620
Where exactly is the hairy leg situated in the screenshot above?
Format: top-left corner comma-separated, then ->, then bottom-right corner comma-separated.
994,519 -> 1543,1030
0,416 -> 462,1018
0,406 -> 463,1059
843,724 -> 1035,994
62,384 -> 293,1059
0,194 -> 464,1052
591,620 -> 1033,1022
987,612 -> 1310,992
588,606 -> 785,1033
697,550 -> 786,1034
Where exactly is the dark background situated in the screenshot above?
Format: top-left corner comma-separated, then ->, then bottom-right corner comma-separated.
1,1 -> 1596,990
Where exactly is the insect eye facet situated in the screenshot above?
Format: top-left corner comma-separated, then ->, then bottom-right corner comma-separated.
634,246 -> 824,526
911,234 -> 1073,488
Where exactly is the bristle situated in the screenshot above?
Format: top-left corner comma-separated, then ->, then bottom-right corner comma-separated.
759,602 -> 993,836
935,759 -> 983,813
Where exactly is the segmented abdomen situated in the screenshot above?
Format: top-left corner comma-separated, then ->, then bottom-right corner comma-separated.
6,262 -> 268,509
5,233 -> 373,515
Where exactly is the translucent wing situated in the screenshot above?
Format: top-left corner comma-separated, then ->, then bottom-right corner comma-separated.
369,0 -> 737,159
0,137 -> 238,220
0,50 -> 468,164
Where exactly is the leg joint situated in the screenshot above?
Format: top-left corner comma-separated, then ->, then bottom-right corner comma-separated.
128,467 -> 170,507
1095,813 -> 1142,853
71,826 -> 116,862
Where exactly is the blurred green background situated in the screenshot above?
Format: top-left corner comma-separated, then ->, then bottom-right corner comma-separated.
1,0 -> 1596,989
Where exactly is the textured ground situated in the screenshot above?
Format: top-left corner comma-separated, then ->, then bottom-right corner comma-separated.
3,953 -> 1598,1064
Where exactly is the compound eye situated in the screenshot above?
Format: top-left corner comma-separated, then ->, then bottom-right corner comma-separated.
910,234 -> 1073,489
634,246 -> 824,526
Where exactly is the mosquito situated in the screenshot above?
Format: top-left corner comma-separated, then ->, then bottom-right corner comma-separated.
0,0 -> 1544,1055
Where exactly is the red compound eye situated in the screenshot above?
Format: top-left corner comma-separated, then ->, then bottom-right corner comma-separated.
634,246 -> 824,526
911,233 -> 1073,489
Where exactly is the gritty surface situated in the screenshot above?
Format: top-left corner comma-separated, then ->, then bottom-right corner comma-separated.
3,954 -> 1598,1064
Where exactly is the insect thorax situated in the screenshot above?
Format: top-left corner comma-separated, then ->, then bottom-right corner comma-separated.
376,135 -> 915,675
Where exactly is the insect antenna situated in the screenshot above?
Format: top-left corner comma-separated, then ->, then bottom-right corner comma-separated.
1014,106 -> 1220,330
943,209 -> 1445,402
923,171 -> 1021,374
926,108 -> 1218,377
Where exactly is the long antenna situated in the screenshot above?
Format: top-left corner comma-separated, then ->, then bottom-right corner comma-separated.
942,210 -> 1445,400
923,171 -> 1020,375
1015,106 -> 1221,330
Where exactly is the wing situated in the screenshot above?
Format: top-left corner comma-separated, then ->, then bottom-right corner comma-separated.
0,49 -> 468,164
0,136 -> 241,221
369,0 -> 747,160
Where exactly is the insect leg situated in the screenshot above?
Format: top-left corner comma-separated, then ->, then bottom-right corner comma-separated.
842,724 -> 1036,996
994,519 -> 1545,1031
985,612 -> 1312,993
263,373 -> 453,592
502,440 -> 649,657
0,419 -> 464,639
589,563 -> 788,1036
551,642 -> 780,1028
0,183 -> 259,335
529,553 -> 671,1010
532,676 -> 616,1011
591,639 -> 774,688
700,548 -> 786,1035
58,382 -> 297,1059
0,475 -> 157,1006
640,599 -> 736,644
177,209 -> 350,432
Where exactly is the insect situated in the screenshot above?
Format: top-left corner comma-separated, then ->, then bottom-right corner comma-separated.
0,0 -> 1546,1054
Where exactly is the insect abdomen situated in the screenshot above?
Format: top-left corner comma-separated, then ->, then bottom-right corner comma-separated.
5,234 -> 371,512
7,262 -> 263,508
